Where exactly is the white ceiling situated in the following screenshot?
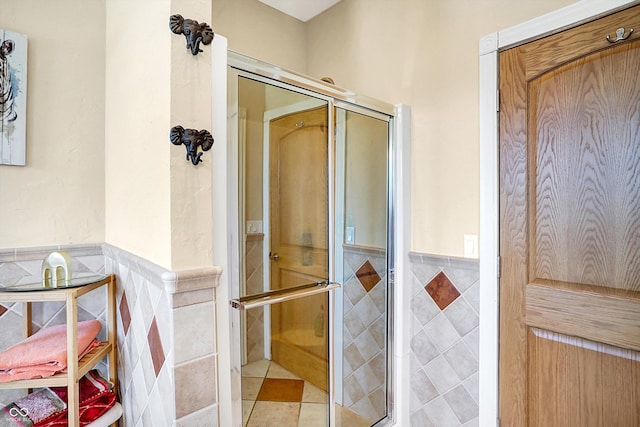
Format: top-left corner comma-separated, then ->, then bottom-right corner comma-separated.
258,0 -> 342,22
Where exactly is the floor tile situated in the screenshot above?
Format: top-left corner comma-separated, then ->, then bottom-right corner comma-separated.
242,377 -> 265,400
298,403 -> 328,427
302,381 -> 328,403
266,363 -> 300,379
243,400 -> 255,427
243,359 -> 271,377
257,378 -> 305,402
246,401 -> 301,427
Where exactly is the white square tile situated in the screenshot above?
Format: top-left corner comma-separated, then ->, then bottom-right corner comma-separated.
410,368 -> 439,405
354,329 -> 380,361
425,396 -> 461,427
425,356 -> 460,394
444,298 -> 479,337
411,288 -> 440,326
425,313 -> 461,352
444,340 -> 478,381
410,329 -> 439,366
444,384 -> 479,424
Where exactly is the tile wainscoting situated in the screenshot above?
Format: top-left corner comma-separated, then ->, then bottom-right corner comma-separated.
1,245 -> 479,427
0,244 -> 221,427
409,252 -> 480,427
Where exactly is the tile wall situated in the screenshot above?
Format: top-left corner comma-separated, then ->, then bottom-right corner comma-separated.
409,253 -> 480,427
0,244 -> 221,427
1,243 -> 481,427
342,246 -> 387,423
244,233 -> 265,363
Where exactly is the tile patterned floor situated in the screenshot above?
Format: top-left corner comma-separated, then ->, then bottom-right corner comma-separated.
242,360 -> 371,427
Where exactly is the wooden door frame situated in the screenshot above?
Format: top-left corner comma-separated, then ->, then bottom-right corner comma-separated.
478,0 -> 640,425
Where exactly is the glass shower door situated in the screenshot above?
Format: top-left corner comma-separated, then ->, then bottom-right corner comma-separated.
231,76 -> 336,427
334,107 -> 390,426
228,58 -> 394,427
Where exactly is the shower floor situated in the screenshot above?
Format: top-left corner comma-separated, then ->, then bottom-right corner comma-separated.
242,359 -> 371,427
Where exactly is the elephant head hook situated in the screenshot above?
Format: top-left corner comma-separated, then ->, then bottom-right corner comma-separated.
170,14 -> 214,55
170,126 -> 214,165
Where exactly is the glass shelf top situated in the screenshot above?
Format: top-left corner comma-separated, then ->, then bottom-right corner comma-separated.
0,274 -> 107,292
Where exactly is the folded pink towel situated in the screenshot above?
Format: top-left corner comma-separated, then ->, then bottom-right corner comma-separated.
0,320 -> 102,383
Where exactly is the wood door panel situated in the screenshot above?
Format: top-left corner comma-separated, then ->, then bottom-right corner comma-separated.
499,4 -> 640,425
532,41 -> 640,290
526,280 -> 640,351
528,328 -> 640,427
525,5 -> 640,80
499,46 -> 529,427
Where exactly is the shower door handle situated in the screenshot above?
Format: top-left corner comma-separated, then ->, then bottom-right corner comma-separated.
230,281 -> 340,310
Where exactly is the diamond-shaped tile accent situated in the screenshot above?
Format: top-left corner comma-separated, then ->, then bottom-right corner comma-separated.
425,271 -> 460,310
120,291 -> 132,335
356,260 -> 381,292
148,316 -> 165,377
0,304 -> 7,318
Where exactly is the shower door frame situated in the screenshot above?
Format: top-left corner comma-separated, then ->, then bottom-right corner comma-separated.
220,49 -> 407,427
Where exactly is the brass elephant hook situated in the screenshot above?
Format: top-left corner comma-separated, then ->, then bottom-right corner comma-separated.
170,126 -> 214,166
170,14 -> 214,55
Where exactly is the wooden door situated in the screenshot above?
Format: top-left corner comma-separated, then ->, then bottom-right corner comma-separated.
499,5 -> 640,426
268,106 -> 329,390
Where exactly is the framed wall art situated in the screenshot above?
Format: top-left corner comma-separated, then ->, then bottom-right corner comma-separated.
0,29 -> 27,166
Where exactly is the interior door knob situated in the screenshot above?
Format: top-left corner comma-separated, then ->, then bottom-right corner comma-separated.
269,252 -> 280,261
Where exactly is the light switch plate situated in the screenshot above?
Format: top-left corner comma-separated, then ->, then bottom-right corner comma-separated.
246,220 -> 263,233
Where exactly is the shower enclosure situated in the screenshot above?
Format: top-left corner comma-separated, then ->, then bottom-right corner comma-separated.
227,52 -> 396,427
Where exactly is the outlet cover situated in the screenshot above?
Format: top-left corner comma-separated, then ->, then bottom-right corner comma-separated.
346,227 -> 355,244
463,234 -> 478,258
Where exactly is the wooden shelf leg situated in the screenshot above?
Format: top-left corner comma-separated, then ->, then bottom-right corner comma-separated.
66,292 -> 79,427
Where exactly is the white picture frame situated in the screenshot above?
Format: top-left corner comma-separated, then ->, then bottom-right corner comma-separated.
1,29 -> 27,166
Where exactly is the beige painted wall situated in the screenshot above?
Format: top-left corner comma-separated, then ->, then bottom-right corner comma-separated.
0,0 -> 581,261
212,0 -> 307,72
213,0 -> 578,257
106,0 -> 213,270
105,0 -> 172,268
306,0 -> 578,257
0,0 -> 105,249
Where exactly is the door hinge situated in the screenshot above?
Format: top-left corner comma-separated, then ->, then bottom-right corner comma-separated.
497,256 -> 501,278
496,88 -> 500,112
497,417 -> 501,427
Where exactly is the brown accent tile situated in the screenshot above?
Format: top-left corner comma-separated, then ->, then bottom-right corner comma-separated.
148,317 -> 165,377
119,292 -> 131,335
425,271 -> 460,310
356,260 -> 381,292
0,304 -> 7,317
256,378 -> 304,402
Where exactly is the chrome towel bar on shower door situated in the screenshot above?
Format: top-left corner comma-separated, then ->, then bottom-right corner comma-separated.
230,281 -> 340,310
